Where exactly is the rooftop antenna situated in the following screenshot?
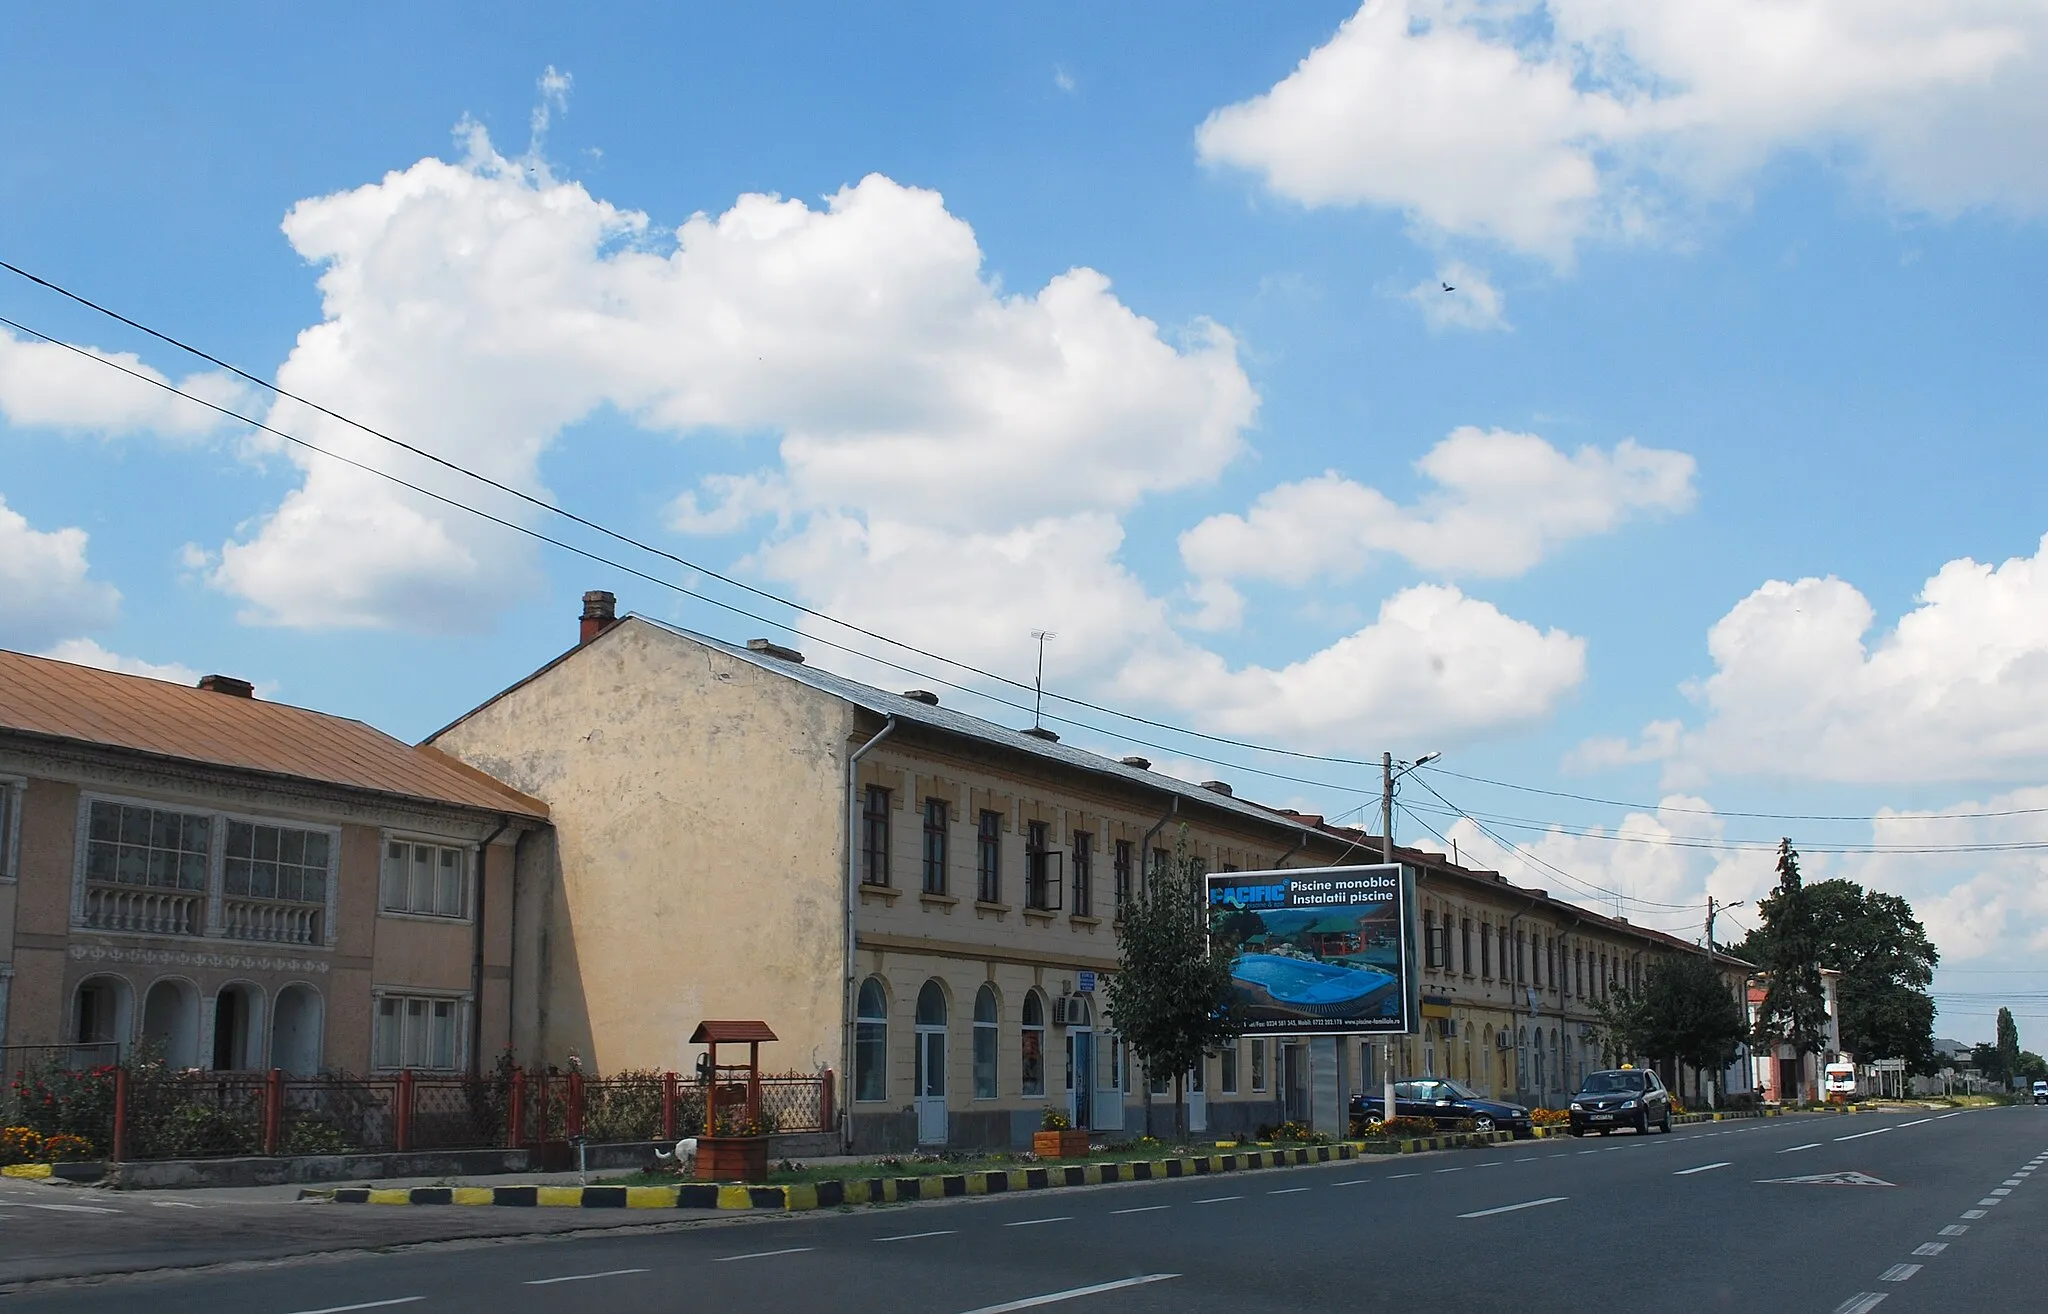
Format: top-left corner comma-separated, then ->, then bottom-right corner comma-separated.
1031,630 -> 1057,729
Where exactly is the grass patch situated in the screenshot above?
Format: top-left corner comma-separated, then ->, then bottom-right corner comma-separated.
597,1138 -> 1330,1187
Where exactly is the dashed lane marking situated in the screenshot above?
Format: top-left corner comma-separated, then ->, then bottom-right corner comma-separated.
714,1247 -> 816,1262
1962,1210 -> 1988,1219
150,1200 -> 205,1209
1194,1196 -> 1241,1205
1940,1225 -> 1968,1236
877,1230 -> 958,1243
953,1274 -> 1179,1314
1268,1188 -> 1310,1195
1434,1168 -> 1465,1175
1458,1196 -> 1568,1219
1899,1118 -> 1933,1127
1674,1162 -> 1731,1176
1387,1173 -> 1420,1179
1832,1295 -> 1887,1314
1878,1264 -> 1921,1283
1330,1179 -> 1371,1188
525,1269 -> 650,1286
1779,1143 -> 1824,1154
1835,1128 -> 1892,1143
1912,1243 -> 1947,1257
284,1301 -> 423,1314
1110,1205 -> 1169,1216
1003,1217 -> 1072,1227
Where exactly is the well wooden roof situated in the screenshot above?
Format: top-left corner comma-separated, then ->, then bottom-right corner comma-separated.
0,648 -> 547,819
689,1020 -> 779,1044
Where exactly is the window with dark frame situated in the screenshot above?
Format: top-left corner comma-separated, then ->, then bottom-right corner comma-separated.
861,786 -> 891,887
1113,839 -> 1133,915
922,798 -> 948,895
1424,911 -> 1443,969
1461,918 -> 1473,976
1481,924 -> 1493,978
1024,819 -> 1061,911
1071,831 -> 1093,917
977,809 -> 1002,903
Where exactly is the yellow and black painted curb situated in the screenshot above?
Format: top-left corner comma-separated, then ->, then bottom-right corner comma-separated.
328,1134 -> 1520,1210
0,1164 -> 53,1180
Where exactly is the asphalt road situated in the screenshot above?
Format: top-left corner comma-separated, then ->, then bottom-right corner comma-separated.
6,1107 -> 2047,1313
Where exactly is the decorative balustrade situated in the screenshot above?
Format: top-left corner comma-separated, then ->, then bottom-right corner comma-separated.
221,897 -> 323,945
83,885 -> 203,937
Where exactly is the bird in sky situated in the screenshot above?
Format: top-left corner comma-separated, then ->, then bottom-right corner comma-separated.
1441,281 -> 1456,293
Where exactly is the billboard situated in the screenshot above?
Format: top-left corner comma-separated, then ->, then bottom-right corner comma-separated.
1206,864 -> 1414,1036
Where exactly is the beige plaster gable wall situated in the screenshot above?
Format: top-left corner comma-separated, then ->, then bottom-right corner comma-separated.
431,621 -> 856,1076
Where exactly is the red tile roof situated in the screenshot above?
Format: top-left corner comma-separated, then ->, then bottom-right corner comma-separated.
0,648 -> 546,819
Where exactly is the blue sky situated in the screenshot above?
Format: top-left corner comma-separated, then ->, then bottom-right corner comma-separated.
5,3 -> 2047,1040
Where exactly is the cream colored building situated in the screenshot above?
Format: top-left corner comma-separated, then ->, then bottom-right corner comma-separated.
0,650 -> 547,1077
432,594 -> 1742,1151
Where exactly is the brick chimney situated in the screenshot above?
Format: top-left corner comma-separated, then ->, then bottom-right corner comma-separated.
196,674 -> 255,698
579,591 -> 618,645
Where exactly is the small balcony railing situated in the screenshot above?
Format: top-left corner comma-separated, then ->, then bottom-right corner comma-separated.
83,885 -> 203,937
221,897 -> 324,946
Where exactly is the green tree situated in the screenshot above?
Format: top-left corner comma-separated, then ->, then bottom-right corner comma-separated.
1102,831 -> 1240,1142
1997,1007 -> 2022,1089
1637,955 -> 1749,1102
1747,840 -> 1832,1097
2015,1051 -> 2048,1083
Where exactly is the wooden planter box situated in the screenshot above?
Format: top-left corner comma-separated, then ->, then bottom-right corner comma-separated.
1033,1129 -> 1091,1159
695,1134 -> 770,1182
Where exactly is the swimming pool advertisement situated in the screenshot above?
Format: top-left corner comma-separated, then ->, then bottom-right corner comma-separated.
1206,864 -> 1415,1036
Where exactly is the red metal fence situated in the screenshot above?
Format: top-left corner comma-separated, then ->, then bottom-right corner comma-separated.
7,1056 -> 833,1162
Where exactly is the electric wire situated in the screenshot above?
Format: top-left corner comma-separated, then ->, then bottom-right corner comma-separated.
1417,763 -> 2048,824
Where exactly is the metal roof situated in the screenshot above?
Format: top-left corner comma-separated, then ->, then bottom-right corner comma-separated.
0,647 -> 548,819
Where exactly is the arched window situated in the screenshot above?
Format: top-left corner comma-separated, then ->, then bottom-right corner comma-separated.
917,980 -> 947,1027
1020,991 -> 1046,1097
972,984 -> 999,1099
855,977 -> 888,1102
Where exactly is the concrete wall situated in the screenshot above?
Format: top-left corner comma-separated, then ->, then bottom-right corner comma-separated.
430,620 -> 857,1077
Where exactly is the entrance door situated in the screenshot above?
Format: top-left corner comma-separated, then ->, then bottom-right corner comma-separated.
1069,1030 -> 1094,1130
1187,1058 -> 1207,1133
914,980 -> 948,1145
1094,1032 -> 1125,1131
1282,1044 -> 1309,1122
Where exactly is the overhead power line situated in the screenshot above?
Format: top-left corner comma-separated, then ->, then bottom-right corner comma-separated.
1398,797 -> 2048,856
1420,764 -> 2048,824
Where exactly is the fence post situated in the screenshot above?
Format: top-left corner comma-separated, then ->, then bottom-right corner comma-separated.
819,1068 -> 835,1134
508,1066 -> 526,1145
395,1069 -> 414,1153
662,1072 -> 678,1142
111,1065 -> 128,1162
566,1071 -> 585,1141
263,1068 -> 285,1156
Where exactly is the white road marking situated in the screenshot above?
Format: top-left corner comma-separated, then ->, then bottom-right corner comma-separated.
1194,1196 -> 1241,1204
1977,1198 -> 2003,1207
1459,1196 -> 1568,1219
1003,1216 -> 1072,1227
1267,1187 -> 1310,1195
1912,1243 -> 1947,1257
1992,1188 -> 2013,1196
285,1302 -> 423,1314
1940,1225 -> 1968,1236
1836,1128 -> 1892,1142
1675,1162 -> 1731,1176
1434,1168 -> 1465,1175
954,1274 -> 1179,1314
1962,1209 -> 1988,1219
525,1268 -> 650,1286
1936,1112 -> 1964,1120
877,1230 -> 958,1242
1109,1205 -> 1168,1215
2002,1179 -> 2022,1186
0,1201 -> 120,1214
714,1247 -> 816,1262
1832,1294 -> 1888,1314
1898,1118 -> 1932,1127
1388,1172 -> 1419,1179
1577,1150 -> 1600,1156
1330,1179 -> 1372,1188
1878,1264 -> 1921,1283
150,1200 -> 205,1209
1780,1143 -> 1824,1154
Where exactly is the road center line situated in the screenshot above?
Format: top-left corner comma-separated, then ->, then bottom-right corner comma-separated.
714,1247 -> 816,1262
1004,1216 -> 1072,1227
1831,1295 -> 1887,1314
284,1302 -> 423,1314
1836,1128 -> 1892,1142
1912,1243 -> 1947,1257
1459,1196 -> 1568,1219
1937,1112 -> 1964,1119
1940,1225 -> 1968,1236
1388,1172 -> 1419,1179
954,1274 -> 1179,1314
525,1269 -> 650,1286
1110,1205 -> 1169,1215
877,1230 -> 958,1243
1194,1196 -> 1241,1204
1780,1143 -> 1823,1153
1878,1264 -> 1920,1283
1675,1162 -> 1732,1175
1268,1187 -> 1310,1195
1330,1178 -> 1372,1187
1898,1118 -> 1932,1127
1434,1168 -> 1465,1174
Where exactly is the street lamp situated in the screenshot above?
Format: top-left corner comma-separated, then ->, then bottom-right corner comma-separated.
1375,751 -> 1440,1129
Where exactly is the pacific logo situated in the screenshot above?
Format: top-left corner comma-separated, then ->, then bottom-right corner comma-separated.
1210,883 -> 1289,907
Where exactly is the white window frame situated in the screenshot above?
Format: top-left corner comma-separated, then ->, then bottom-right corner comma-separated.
0,775 -> 23,883
370,988 -> 471,1072
218,808 -> 341,946
378,832 -> 477,922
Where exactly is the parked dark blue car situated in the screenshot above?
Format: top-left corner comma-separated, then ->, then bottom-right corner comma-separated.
1350,1077 -> 1533,1135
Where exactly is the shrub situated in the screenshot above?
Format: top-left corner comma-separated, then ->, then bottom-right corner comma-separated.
1041,1107 -> 1072,1131
1530,1108 -> 1571,1127
42,1133 -> 96,1162
0,1125 -> 44,1165
9,1064 -> 117,1144
582,1070 -> 665,1143
1361,1115 -> 1438,1140
282,1116 -> 356,1156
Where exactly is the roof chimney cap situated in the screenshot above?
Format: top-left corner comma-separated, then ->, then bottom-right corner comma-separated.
1119,755 -> 1151,770
197,674 -> 255,698
1022,726 -> 1060,742
1200,780 -> 1233,797
901,690 -> 940,705
746,638 -> 805,664
579,590 -> 619,645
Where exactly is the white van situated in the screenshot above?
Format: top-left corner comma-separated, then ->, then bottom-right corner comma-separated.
1824,1062 -> 1860,1099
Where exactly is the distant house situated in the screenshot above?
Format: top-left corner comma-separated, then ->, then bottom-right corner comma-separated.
1743,968 -> 1844,1103
0,650 -> 547,1076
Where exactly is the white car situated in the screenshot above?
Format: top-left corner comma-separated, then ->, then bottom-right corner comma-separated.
2032,1079 -> 2046,1105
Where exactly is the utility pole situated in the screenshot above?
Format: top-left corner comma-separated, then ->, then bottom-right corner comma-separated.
1030,630 -> 1056,730
1380,751 -> 1396,1130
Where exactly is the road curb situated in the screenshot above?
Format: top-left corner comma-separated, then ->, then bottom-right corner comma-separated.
326,1134 -> 1520,1210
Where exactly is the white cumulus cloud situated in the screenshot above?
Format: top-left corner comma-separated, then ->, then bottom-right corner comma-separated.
1197,0 -> 2048,259
0,494 -> 120,650
0,328 -> 250,439
1403,261 -> 1509,332
40,637 -> 201,687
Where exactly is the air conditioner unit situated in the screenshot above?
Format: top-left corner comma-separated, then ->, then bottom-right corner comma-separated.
1051,996 -> 1072,1027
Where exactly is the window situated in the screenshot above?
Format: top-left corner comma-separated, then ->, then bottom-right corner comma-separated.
921,799 -> 948,895
1515,933 -> 1526,984
1220,1036 -> 1238,1094
85,800 -> 210,891
1071,831 -> 1093,917
0,780 -> 19,881
1424,912 -> 1446,970
1460,918 -> 1473,977
380,840 -> 468,918
224,821 -> 330,904
973,985 -> 999,1099
1481,924 -> 1493,979
1021,992 -> 1046,1097
1575,948 -> 1584,997
1151,847 -> 1170,884
1113,840 -> 1134,914
1024,820 -> 1061,911
1250,1037 -> 1267,1092
855,978 -> 888,1102
373,993 -> 462,1070
977,810 -> 1002,903
1149,1065 -> 1171,1097
861,786 -> 890,887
